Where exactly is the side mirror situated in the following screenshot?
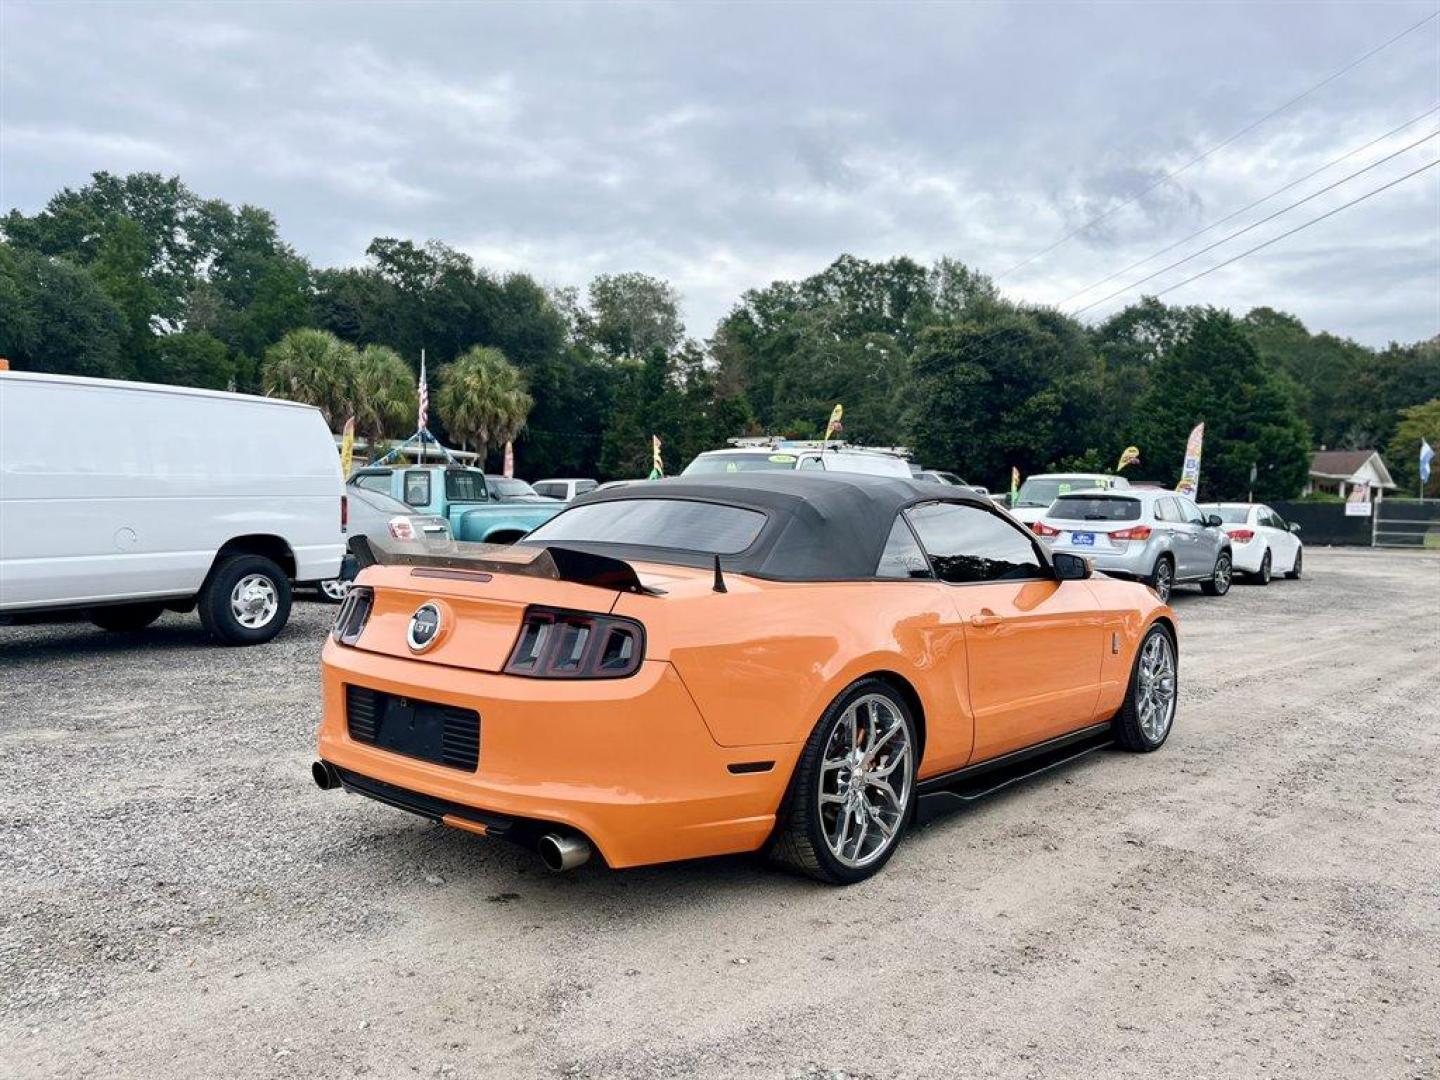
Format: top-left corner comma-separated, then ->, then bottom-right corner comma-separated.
1289,522 -> 1303,534
1053,552 -> 1092,581
1206,514 -> 1224,528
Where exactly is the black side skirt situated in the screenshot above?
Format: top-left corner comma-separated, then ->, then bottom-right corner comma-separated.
915,721 -> 1114,824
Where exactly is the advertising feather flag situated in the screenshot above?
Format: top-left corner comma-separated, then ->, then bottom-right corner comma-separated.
648,435 -> 664,480
1175,423 -> 1204,497
339,416 -> 356,478
1116,446 -> 1140,471
823,404 -> 844,442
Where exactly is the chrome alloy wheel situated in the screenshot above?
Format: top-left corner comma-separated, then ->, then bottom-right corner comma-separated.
1213,553 -> 1232,594
1136,632 -> 1177,743
818,693 -> 913,869
230,573 -> 280,629
319,578 -> 350,602
1153,560 -> 1173,603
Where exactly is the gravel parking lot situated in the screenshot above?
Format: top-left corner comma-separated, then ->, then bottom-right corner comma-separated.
2,548 -> 1437,1080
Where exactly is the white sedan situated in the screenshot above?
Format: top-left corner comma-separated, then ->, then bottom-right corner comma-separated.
1199,503 -> 1303,584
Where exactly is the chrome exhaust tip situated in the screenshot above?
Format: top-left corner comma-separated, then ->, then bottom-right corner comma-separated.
538,832 -> 592,872
312,760 -> 340,791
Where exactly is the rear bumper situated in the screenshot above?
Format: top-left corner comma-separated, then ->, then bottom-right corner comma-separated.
1228,542 -> 1267,572
1046,541 -> 1157,579
317,641 -> 799,868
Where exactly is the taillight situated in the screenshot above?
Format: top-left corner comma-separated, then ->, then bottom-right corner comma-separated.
1226,528 -> 1255,543
388,517 -> 417,541
332,586 -> 373,645
504,606 -> 645,679
1030,521 -> 1060,537
1110,525 -> 1153,541
341,494 -> 348,532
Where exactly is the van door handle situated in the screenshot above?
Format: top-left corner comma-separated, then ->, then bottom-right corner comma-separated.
970,610 -> 1003,627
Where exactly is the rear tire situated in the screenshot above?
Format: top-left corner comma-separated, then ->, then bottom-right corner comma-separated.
1284,549 -> 1302,580
768,679 -> 917,885
91,603 -> 165,632
1112,625 -> 1178,752
1253,549 -> 1272,586
1200,550 -> 1232,596
198,554 -> 291,646
317,578 -> 349,603
1147,555 -> 1175,603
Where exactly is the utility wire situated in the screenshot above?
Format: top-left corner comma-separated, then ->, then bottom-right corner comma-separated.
1144,159 -> 1439,302
1070,128 -> 1440,315
1059,104 -> 1440,306
995,9 -> 1440,280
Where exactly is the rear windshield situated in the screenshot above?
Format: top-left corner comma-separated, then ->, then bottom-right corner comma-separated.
1206,506 -> 1251,523
351,486 -> 414,516
523,498 -> 767,554
1048,496 -> 1141,522
445,471 -> 488,502
683,452 -> 798,475
488,477 -> 538,498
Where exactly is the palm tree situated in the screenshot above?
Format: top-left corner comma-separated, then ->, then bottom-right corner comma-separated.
349,344 -> 416,456
261,329 -> 355,427
437,346 -> 533,465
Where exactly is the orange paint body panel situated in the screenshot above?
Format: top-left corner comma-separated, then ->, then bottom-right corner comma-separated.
318,560 -> 1173,869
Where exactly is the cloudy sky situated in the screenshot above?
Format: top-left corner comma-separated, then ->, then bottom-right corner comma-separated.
3,1 -> 1437,346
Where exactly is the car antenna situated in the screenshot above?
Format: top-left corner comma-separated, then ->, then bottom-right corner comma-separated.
712,554 -> 728,593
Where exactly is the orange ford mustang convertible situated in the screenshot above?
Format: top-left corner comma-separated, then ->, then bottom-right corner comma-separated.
313,473 -> 1177,884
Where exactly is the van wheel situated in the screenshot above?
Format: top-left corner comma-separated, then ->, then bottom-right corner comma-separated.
199,555 -> 292,645
768,679 -> 917,885
91,603 -> 165,632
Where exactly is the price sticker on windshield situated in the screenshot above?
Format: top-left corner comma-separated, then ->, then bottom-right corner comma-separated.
769,454 -> 797,464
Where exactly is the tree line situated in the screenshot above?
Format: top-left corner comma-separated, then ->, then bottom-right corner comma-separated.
2,171 -> 1437,498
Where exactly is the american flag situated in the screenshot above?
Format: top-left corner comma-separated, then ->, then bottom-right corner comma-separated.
417,351 -> 429,431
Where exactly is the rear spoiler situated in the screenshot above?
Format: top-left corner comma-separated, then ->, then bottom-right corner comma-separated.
348,536 -> 663,596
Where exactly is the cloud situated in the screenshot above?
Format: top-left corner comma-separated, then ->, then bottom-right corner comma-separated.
1,0 -> 1436,345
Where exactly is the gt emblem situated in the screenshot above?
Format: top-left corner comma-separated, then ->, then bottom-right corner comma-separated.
407,602 -> 443,652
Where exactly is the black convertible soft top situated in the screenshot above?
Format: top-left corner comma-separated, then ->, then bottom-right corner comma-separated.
523,472 -> 1007,581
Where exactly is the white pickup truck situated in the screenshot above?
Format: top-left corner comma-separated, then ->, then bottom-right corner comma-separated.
0,371 -> 346,645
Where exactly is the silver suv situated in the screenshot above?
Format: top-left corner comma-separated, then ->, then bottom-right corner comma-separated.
1032,488 -> 1233,602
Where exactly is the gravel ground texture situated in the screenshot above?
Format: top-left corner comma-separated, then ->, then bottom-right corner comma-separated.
1,548 -> 1437,1080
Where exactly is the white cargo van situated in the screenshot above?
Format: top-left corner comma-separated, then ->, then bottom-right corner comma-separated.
0,371 -> 345,645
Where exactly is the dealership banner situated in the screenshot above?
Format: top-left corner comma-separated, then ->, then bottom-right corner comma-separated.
823,403 -> 844,442
503,439 -> 514,478
1175,423 -> 1204,497
339,417 -> 356,478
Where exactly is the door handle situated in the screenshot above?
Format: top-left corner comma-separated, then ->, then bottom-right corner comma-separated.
970,610 -> 1003,627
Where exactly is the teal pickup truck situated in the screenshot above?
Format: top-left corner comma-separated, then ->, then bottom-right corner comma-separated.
348,465 -> 562,544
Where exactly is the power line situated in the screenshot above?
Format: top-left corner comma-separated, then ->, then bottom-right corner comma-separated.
995,9 -> 1440,280
1059,104 -> 1440,306
1145,159 -> 1439,302
1070,127 -> 1440,315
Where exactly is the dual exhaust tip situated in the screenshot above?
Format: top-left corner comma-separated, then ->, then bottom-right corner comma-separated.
311,760 -> 592,872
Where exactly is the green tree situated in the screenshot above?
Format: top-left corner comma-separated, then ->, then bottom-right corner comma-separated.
437,346 -> 533,465
587,272 -> 684,361
90,216 -> 161,370
350,344 -> 417,453
147,330 -> 234,389
1136,309 -> 1310,500
261,328 -> 356,427
1386,398 -> 1440,497
0,244 -> 129,377
910,307 -> 1104,489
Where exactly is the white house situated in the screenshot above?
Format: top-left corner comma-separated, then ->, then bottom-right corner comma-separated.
1304,449 -> 1396,500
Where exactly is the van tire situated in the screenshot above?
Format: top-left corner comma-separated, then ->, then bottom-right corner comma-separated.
198,555 -> 291,646
91,603 -> 165,632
